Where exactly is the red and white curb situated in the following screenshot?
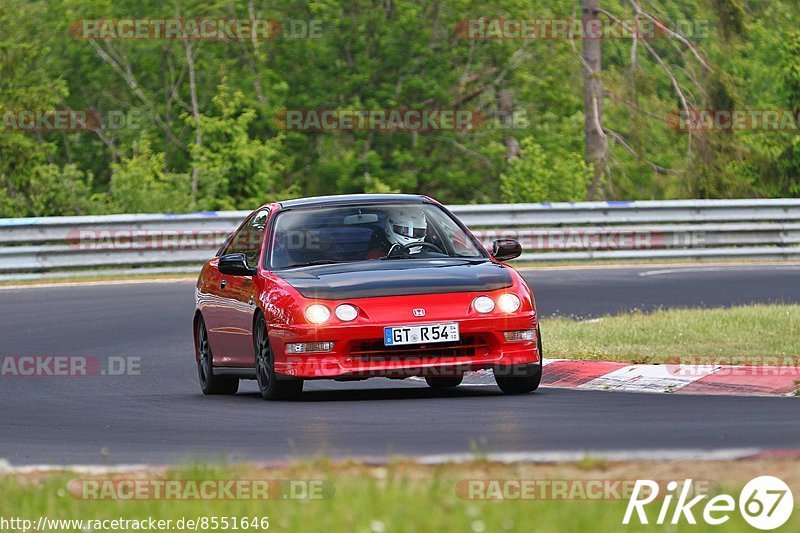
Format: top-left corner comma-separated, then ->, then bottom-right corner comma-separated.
544,359 -> 799,397
448,359 -> 799,397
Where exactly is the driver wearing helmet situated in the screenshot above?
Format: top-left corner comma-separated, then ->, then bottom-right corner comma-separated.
365,207 -> 428,259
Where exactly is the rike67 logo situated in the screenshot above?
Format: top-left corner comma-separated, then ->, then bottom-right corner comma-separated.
623,476 -> 794,530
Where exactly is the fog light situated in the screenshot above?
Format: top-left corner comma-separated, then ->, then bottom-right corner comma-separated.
335,304 -> 358,322
497,293 -> 521,313
504,329 -> 536,342
305,304 -> 331,324
286,342 -> 334,354
472,295 -> 495,314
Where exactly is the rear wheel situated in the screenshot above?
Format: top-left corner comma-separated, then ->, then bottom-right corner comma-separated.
196,317 -> 239,395
254,315 -> 303,400
494,326 -> 543,395
425,375 -> 463,389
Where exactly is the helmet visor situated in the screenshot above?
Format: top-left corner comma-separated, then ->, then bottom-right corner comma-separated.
392,224 -> 426,239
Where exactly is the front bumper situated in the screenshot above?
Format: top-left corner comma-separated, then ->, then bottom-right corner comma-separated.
269,314 -> 538,379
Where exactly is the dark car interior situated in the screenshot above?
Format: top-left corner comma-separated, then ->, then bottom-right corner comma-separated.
270,207 -> 455,269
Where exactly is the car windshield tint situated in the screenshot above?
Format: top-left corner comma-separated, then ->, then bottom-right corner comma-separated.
269,203 -> 484,269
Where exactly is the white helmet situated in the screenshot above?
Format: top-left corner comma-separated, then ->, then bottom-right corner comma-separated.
385,207 -> 427,248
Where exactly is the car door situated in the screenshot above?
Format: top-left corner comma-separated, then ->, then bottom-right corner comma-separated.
207,208 -> 269,367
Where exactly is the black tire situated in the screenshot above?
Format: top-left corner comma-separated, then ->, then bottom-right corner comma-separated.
196,316 -> 239,395
494,326 -> 543,395
254,315 -> 303,400
425,375 -> 463,389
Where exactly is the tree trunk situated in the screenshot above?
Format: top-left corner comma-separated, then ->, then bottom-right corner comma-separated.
497,87 -> 521,159
183,39 -> 202,206
583,0 -> 607,200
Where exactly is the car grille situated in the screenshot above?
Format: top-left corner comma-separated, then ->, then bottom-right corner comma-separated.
349,335 -> 489,361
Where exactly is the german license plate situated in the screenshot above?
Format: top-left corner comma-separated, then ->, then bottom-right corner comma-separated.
384,323 -> 460,346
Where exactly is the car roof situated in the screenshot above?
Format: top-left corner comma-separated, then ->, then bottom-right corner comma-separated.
278,194 -> 429,209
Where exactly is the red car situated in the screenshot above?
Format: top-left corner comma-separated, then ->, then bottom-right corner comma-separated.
194,194 -> 542,400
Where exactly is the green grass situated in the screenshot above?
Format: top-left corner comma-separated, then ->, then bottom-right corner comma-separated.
541,304 -> 800,364
1,463 -> 797,533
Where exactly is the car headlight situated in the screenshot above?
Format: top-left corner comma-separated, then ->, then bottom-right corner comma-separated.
497,293 -> 521,313
335,304 -> 358,322
305,304 -> 331,324
472,295 -> 495,314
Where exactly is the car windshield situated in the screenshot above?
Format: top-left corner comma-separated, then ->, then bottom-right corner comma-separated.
269,203 -> 485,270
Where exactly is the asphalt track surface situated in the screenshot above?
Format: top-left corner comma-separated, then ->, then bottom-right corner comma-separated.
1,264 -> 799,466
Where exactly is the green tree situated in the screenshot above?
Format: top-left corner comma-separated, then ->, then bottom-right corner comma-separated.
500,137 -> 591,202
187,84 -> 292,210
107,139 -> 191,214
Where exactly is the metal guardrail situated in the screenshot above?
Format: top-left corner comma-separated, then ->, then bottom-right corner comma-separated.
0,199 -> 799,278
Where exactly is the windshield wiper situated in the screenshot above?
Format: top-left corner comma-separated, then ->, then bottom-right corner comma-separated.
284,259 -> 344,269
379,253 -> 410,260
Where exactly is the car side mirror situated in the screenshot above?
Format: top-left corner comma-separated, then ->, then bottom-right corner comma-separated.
218,253 -> 257,276
491,239 -> 522,261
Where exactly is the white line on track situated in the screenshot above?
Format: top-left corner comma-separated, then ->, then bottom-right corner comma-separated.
0,460 -> 157,475
0,278 -> 195,291
520,261 -> 800,273
639,265 -> 800,276
416,449 -> 765,464
0,448 -> 768,473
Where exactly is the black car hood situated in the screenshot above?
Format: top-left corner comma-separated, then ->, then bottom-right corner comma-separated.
276,259 -> 512,299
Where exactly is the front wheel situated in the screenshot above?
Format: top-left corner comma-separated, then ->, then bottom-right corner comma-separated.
254,315 -> 303,401
494,326 -> 543,395
196,317 -> 239,395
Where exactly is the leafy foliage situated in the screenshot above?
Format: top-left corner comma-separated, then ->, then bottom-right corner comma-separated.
500,136 -> 590,203
0,0 -> 798,217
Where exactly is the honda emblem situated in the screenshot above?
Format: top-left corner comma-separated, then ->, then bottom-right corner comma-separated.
412,308 -> 426,317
